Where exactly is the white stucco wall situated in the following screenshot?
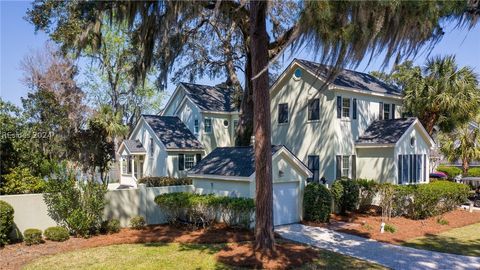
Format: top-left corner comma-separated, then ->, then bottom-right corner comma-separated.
356,147 -> 396,183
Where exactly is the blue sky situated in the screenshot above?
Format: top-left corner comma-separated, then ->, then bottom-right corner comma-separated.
1,1 -> 479,107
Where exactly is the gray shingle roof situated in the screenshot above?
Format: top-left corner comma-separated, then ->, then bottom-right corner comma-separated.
189,145 -> 284,177
296,59 -> 402,96
356,118 -> 416,145
122,139 -> 146,153
180,82 -> 236,112
142,115 -> 204,149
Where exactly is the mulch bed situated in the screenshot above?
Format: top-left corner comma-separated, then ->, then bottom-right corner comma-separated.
0,224 -> 254,270
216,241 -> 318,269
303,208 -> 480,244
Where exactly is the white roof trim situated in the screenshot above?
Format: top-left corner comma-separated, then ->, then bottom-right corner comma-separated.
161,84 -> 186,116
356,143 -> 396,149
166,149 -> 205,153
270,59 -> 403,101
396,118 -> 435,148
273,146 -> 313,178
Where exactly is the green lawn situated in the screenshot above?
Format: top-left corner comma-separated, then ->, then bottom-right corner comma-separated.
24,242 -> 386,270
403,223 -> 480,257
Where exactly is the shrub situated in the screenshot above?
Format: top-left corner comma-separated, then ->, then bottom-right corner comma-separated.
384,224 -> 396,233
24,229 -> 44,245
43,167 -> 107,237
138,177 -> 192,187
44,226 -> 70,242
436,166 -> 462,179
130,216 -> 146,230
467,167 -> 480,177
155,192 -> 255,229
303,183 -> 332,223
0,167 -> 45,195
0,200 -> 14,246
331,179 -> 360,215
436,216 -> 449,225
356,179 -> 378,211
101,219 -> 121,234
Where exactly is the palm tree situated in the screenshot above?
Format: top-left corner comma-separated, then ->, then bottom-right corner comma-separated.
403,56 -> 480,135
91,105 -> 129,160
440,116 -> 480,174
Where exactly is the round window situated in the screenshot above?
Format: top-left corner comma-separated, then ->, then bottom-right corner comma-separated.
410,137 -> 415,147
294,68 -> 302,79
223,120 -> 229,127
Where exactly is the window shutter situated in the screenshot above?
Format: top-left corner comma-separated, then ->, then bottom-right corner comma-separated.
336,155 -> 342,179
178,154 -> 185,171
351,155 -> 356,179
352,98 -> 357,119
379,102 -> 384,120
307,157 -> 314,182
391,104 -> 396,119
195,153 -> 202,163
337,96 -> 342,118
398,155 -> 402,184
423,154 -> 427,182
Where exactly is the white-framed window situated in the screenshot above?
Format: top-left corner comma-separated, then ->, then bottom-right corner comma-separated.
185,154 -> 195,169
337,96 -> 351,119
194,119 -> 199,134
223,119 -> 229,127
149,138 -> 154,157
204,118 -> 212,133
383,104 -> 391,120
342,156 -> 350,177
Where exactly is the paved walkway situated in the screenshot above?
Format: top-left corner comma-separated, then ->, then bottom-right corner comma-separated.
276,224 -> 480,270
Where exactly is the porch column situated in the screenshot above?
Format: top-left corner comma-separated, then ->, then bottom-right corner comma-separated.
131,157 -> 135,178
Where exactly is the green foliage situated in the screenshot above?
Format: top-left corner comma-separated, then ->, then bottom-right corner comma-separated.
138,177 -> 192,187
130,216 -> 146,230
436,216 -> 449,225
0,200 -> 14,246
24,229 -> 44,245
356,179 -> 378,211
303,183 -> 332,223
44,226 -> 70,242
384,224 -> 396,233
101,219 -> 121,234
331,179 -> 360,215
467,167 -> 480,177
43,166 -> 107,237
436,166 -> 462,179
0,167 -> 45,195
377,183 -> 396,220
154,193 -> 255,229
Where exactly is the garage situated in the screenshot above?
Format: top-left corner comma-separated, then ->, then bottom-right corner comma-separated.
188,145 -> 312,226
273,181 -> 300,226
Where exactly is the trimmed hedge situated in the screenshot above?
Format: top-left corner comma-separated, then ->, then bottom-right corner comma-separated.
24,229 -> 44,245
155,192 -> 255,229
44,226 -> 70,242
374,181 -> 469,220
0,200 -> 14,246
130,216 -> 146,230
436,166 -> 462,179
138,177 -> 192,187
467,167 -> 480,177
331,179 -> 360,214
304,183 -> 332,223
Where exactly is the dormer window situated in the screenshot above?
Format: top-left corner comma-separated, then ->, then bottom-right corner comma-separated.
383,104 -> 391,120
194,119 -> 199,134
149,138 -> 154,157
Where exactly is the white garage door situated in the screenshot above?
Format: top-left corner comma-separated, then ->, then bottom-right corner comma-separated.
273,182 -> 300,226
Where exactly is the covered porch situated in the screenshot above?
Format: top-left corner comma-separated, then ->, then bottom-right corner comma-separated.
118,140 -> 147,187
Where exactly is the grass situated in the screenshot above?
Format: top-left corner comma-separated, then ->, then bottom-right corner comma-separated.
403,222 -> 480,257
24,242 -> 386,270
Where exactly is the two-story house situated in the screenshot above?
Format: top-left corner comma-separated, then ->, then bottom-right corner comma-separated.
270,59 -> 435,184
118,83 -> 238,186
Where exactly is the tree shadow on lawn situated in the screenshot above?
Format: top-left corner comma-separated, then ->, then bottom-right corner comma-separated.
402,234 -> 480,257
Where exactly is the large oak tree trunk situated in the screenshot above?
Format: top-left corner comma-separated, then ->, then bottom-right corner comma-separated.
250,0 -> 275,254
